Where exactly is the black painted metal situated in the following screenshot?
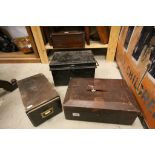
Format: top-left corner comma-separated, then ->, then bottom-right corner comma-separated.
49,50 -> 97,86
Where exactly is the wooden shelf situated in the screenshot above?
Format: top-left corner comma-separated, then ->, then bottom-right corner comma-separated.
31,26 -> 121,63
85,41 -> 108,48
0,51 -> 34,58
45,41 -> 108,50
0,26 -> 40,63
0,51 -> 40,63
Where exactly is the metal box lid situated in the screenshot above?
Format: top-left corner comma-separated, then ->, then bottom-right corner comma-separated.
18,74 -> 59,112
49,50 -> 97,70
64,78 -> 140,113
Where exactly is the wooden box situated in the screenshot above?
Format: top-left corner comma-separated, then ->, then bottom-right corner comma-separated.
50,31 -> 85,48
63,78 -> 140,125
18,74 -> 62,126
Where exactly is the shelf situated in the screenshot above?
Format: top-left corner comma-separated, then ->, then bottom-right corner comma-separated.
31,26 -> 121,63
0,51 -> 40,63
0,51 -> 35,58
85,41 -> 108,48
45,41 -> 108,50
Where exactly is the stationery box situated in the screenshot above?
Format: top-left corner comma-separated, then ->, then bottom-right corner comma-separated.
63,78 -> 140,125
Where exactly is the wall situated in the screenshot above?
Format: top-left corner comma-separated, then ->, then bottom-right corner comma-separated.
1,26 -> 28,38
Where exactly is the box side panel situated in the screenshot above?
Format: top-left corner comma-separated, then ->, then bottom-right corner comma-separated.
64,106 -> 138,125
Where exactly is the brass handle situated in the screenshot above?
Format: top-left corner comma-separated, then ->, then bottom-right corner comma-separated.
41,107 -> 54,118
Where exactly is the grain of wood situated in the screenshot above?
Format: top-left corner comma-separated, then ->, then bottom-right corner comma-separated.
31,26 -> 49,63
26,26 -> 39,57
106,26 -> 121,61
127,26 -> 143,56
45,41 -> 108,50
0,57 -> 40,63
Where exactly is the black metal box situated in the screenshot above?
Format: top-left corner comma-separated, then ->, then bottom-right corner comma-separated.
49,50 -> 97,86
18,74 -> 62,126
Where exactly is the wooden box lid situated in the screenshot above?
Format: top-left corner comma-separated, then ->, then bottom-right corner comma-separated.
64,78 -> 140,113
18,74 -> 59,112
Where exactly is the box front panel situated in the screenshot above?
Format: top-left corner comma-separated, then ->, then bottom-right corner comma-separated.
64,106 -> 138,125
52,69 -> 71,86
70,68 -> 95,78
51,68 -> 95,86
27,98 -> 62,126
51,34 -> 85,48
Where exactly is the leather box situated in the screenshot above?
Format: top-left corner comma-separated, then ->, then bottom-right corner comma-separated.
63,78 -> 140,125
50,31 -> 85,48
49,50 -> 97,86
18,74 -> 62,126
